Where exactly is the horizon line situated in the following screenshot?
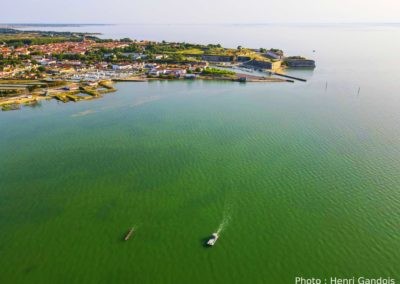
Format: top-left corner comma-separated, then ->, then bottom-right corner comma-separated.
1,21 -> 400,26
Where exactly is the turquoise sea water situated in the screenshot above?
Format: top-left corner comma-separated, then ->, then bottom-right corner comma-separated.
1,24 -> 400,283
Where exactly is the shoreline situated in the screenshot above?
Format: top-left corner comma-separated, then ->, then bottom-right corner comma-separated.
0,75 -> 290,111
1,28 -> 313,111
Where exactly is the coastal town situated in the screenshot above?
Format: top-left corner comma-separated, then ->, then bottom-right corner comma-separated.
0,28 -> 316,111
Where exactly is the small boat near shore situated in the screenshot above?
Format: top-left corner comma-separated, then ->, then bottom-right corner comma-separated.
207,233 -> 219,246
124,227 -> 135,241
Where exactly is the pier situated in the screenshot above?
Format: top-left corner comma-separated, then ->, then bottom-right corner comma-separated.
235,73 -> 287,83
270,72 -> 307,82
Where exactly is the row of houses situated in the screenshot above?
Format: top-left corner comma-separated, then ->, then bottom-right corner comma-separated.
146,61 -> 209,77
148,67 -> 187,77
109,52 -> 148,60
104,52 -> 174,61
32,56 -> 111,71
1,46 -> 30,58
0,64 -> 43,79
111,63 -> 145,70
1,40 -> 131,57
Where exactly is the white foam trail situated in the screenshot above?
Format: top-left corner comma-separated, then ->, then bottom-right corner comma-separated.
216,217 -> 229,234
216,202 -> 233,234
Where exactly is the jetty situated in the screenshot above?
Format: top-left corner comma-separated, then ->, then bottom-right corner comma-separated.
234,73 -> 287,83
124,227 -> 135,241
270,72 -> 307,82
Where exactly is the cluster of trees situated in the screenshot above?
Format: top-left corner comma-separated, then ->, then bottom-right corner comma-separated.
270,48 -> 283,53
88,37 -> 113,43
52,53 -> 86,61
113,44 -> 143,53
1,29 -> 110,47
52,49 -> 135,65
201,68 -> 235,76
52,50 -> 107,65
0,54 -> 27,70
144,42 -> 181,54
4,37 -> 83,48
206,44 -> 222,48
143,42 -> 219,56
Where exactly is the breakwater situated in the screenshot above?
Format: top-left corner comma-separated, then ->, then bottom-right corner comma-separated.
270,72 -> 307,82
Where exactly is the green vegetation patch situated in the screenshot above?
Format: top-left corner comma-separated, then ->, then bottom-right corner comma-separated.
1,103 -> 20,111
201,68 -> 236,77
176,48 -> 204,55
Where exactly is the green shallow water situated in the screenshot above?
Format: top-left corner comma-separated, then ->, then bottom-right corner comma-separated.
1,80 -> 399,283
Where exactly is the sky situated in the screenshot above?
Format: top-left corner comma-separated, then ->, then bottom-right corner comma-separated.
1,0 -> 400,24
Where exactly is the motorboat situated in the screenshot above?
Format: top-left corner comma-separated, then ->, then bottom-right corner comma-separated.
207,233 -> 219,246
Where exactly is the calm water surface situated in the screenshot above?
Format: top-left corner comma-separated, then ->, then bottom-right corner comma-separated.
1,24 -> 400,283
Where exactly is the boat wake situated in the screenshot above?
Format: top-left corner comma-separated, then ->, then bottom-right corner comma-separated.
216,202 -> 233,235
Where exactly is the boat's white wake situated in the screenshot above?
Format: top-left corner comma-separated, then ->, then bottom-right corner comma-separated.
216,202 -> 233,235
